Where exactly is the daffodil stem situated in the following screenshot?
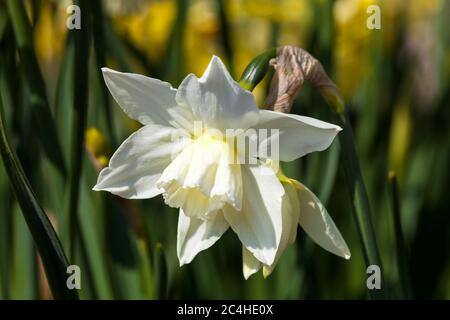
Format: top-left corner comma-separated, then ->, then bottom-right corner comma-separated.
313,84 -> 386,299
388,171 -> 413,299
335,106 -> 386,299
240,48 -> 385,298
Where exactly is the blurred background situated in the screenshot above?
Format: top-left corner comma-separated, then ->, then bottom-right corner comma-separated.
0,0 -> 449,299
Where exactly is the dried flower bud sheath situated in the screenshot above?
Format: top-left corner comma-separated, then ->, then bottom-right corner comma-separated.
263,46 -> 343,114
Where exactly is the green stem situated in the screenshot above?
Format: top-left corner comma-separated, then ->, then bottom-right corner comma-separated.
336,106 -> 385,299
388,171 -> 413,299
241,47 -> 385,299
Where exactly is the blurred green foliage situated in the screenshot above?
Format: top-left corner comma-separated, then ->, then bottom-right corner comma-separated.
0,0 -> 449,299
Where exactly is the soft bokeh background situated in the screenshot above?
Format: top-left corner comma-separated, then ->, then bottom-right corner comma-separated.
0,0 -> 449,299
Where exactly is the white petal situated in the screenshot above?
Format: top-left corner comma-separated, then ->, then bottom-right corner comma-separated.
242,247 -> 261,280
223,163 -> 284,266
93,125 -> 189,199
176,56 -> 259,131
263,181 -> 300,277
297,183 -> 351,259
177,209 -> 229,266
256,110 -> 342,162
102,68 -> 194,129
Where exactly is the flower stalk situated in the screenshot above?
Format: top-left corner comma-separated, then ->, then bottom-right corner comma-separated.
337,108 -> 385,299
242,46 -> 385,299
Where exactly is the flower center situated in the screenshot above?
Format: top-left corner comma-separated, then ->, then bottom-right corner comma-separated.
156,131 -> 242,219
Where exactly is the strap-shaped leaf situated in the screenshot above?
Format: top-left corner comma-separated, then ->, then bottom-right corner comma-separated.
6,0 -> 67,177
0,90 -> 78,300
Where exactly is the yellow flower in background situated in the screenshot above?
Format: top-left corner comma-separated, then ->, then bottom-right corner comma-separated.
230,0 -> 312,25
112,0 -> 176,62
110,0 -> 314,105
333,0 -> 378,98
228,0 -> 313,104
85,127 -> 112,168
227,0 -> 314,73
34,0 -> 68,65
184,0 -> 222,76
333,0 -> 432,98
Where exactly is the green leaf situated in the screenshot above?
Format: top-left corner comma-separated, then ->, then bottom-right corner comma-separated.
0,160 -> 12,299
388,171 -> 413,299
164,0 -> 189,85
105,198 -> 149,299
67,0 -> 90,261
91,0 -> 117,145
153,243 -> 168,299
6,0 -> 67,177
77,166 -> 114,299
10,203 -> 36,300
0,86 -> 78,300
216,0 -> 234,76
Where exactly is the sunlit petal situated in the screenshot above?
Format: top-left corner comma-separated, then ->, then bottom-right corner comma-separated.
176,56 -> 259,131
297,183 -> 351,259
102,68 -> 194,129
263,181 -> 300,277
224,163 -> 284,266
242,246 -> 261,280
93,125 -> 189,199
256,110 -> 341,161
177,209 -> 229,266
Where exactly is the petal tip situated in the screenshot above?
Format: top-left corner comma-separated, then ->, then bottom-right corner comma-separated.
101,67 -> 113,74
262,267 -> 272,279
211,54 -> 223,64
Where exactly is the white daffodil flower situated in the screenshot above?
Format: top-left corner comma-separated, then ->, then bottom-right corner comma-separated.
93,55 -> 346,274
242,166 -> 351,279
